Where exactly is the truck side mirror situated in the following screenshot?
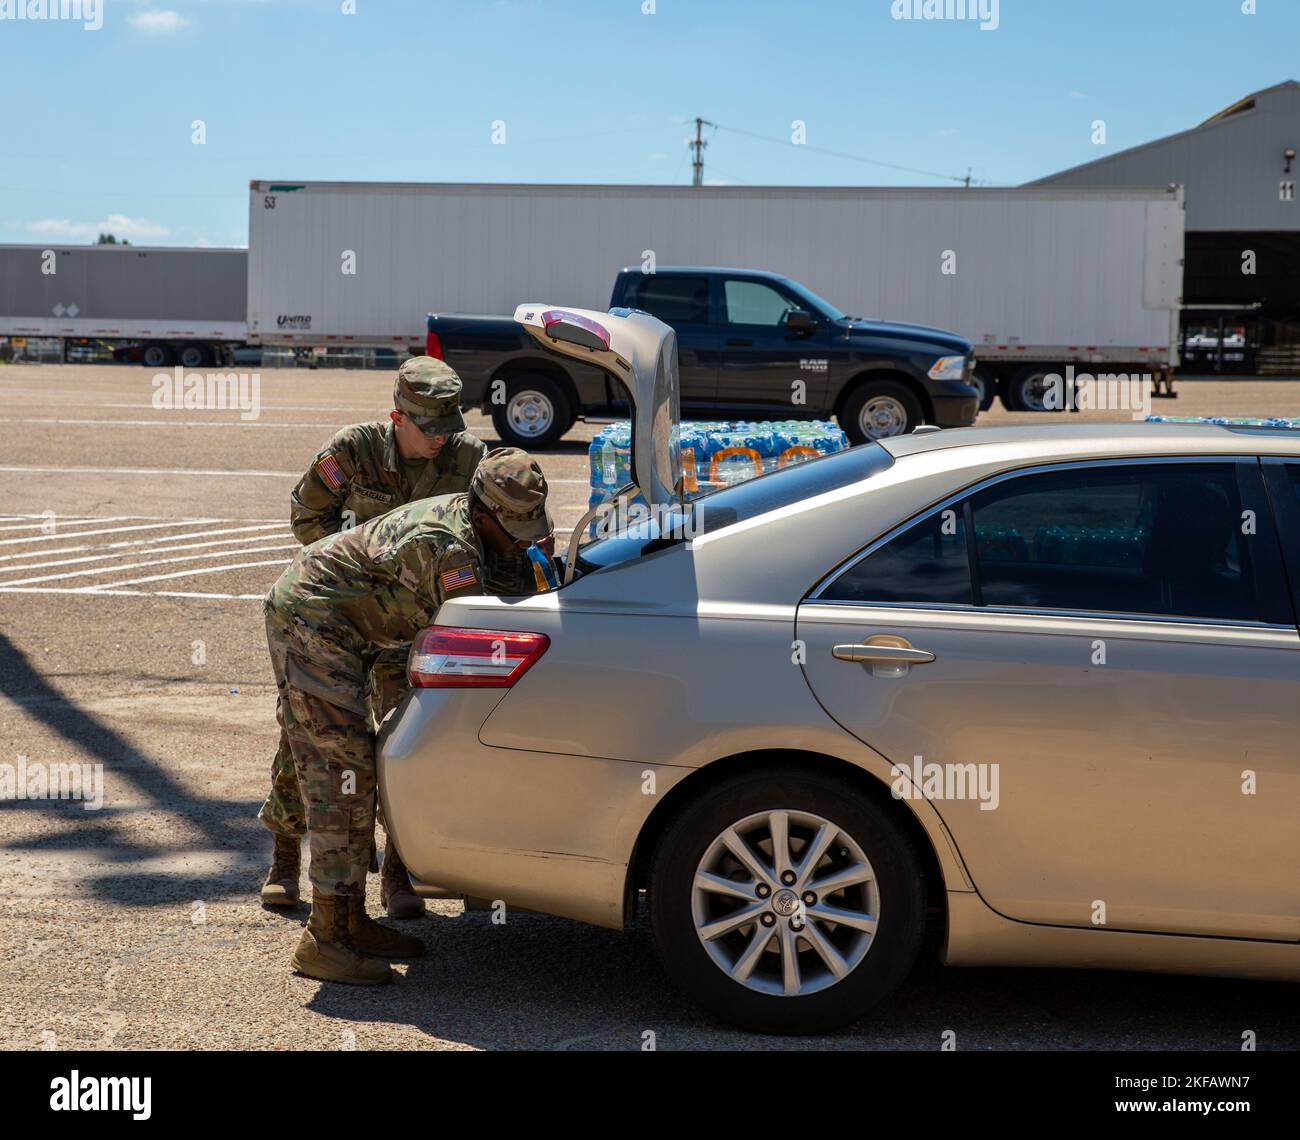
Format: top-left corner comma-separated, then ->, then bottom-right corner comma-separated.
785,309 -> 816,333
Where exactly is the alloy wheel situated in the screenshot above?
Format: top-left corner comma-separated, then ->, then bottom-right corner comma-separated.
691,808 -> 880,997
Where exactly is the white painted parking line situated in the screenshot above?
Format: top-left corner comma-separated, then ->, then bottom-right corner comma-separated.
0,515 -> 297,595
0,516 -> 135,532
0,532 -> 294,573
0,465 -> 299,479
0,543 -> 300,587
0,417 -> 349,430
0,524 -> 290,563
95,559 -> 294,589
0,514 -> 576,599
0,519 -> 225,547
0,465 -> 589,483
0,586 -> 266,599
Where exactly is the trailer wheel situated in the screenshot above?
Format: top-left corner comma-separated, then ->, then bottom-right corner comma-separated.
490,374 -> 573,450
841,379 -> 923,444
141,344 -> 172,368
1005,365 -> 1062,412
178,345 -> 208,369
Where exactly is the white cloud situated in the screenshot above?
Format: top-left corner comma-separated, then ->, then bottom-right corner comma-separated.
128,9 -> 190,34
25,214 -> 171,241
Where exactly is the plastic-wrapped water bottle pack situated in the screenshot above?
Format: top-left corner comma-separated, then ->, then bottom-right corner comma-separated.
1147,415 -> 1300,428
584,420 -> 849,537
587,419 -> 848,505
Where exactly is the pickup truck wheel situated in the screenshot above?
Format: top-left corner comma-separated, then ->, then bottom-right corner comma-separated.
491,375 -> 573,450
971,365 -> 997,412
841,380 -> 923,444
648,768 -> 925,1034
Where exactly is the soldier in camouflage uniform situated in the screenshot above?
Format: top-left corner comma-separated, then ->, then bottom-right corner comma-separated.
265,449 -> 553,985
259,356 -> 488,917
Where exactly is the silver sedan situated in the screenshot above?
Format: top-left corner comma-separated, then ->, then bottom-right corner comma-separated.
380,319 -> 1300,1034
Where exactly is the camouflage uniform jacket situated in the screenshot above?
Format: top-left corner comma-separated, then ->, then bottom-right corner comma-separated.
290,421 -> 487,545
265,494 -> 492,707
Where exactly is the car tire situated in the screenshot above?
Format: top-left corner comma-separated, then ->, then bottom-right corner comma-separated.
1005,365 -> 1062,412
178,345 -> 207,369
972,365 -> 997,412
141,344 -> 171,368
840,379 -> 924,444
648,768 -> 926,1034
490,374 -> 574,450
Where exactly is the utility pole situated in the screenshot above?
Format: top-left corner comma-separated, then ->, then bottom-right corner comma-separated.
690,117 -> 714,187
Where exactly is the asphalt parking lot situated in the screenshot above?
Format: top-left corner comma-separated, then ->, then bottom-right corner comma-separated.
3,363 -> 1299,1051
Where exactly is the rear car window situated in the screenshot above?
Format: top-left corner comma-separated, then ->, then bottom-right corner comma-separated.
822,508 -> 971,605
822,461 -> 1268,624
576,443 -> 895,574
970,464 -> 1256,620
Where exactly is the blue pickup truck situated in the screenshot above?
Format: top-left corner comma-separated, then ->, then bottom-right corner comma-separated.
425,266 -> 978,448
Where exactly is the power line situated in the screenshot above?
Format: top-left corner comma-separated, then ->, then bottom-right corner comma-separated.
704,120 -> 994,186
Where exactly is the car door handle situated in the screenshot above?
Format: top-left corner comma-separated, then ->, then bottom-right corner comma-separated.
725,338 -> 753,346
833,643 -> 935,664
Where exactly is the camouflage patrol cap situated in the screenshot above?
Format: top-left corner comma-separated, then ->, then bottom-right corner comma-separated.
393,357 -> 465,436
470,448 -> 553,542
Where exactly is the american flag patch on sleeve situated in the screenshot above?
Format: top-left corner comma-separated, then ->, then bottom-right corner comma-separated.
439,563 -> 479,593
316,453 -> 346,490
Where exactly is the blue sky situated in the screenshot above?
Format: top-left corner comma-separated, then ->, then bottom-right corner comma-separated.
1,0 -> 1295,246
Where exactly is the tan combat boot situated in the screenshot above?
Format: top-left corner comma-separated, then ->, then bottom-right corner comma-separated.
380,844 -> 426,919
260,832 -> 301,908
348,889 -> 426,960
291,891 -> 394,986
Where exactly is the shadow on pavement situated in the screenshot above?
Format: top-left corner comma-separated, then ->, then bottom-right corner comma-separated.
0,631 -> 267,903
299,907 -> 1300,1051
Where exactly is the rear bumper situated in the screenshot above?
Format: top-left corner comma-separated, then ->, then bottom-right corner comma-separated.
377,687 -> 687,930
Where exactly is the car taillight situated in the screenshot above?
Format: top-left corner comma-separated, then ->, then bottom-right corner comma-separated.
408,627 -> 549,688
541,309 -> 611,350
426,331 -> 444,360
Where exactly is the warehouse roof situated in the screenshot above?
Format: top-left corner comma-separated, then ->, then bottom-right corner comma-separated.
1028,79 -> 1300,187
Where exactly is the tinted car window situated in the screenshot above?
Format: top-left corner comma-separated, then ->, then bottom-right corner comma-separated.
723,280 -> 795,326
821,462 -> 1266,623
970,464 -> 1259,621
577,443 -> 895,574
821,508 -> 971,605
627,276 -> 710,325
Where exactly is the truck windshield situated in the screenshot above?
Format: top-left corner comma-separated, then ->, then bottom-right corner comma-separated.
574,443 -> 894,574
780,278 -> 846,322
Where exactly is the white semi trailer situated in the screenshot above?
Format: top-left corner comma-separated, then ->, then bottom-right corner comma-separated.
246,180 -> 1185,410
0,244 -> 247,367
